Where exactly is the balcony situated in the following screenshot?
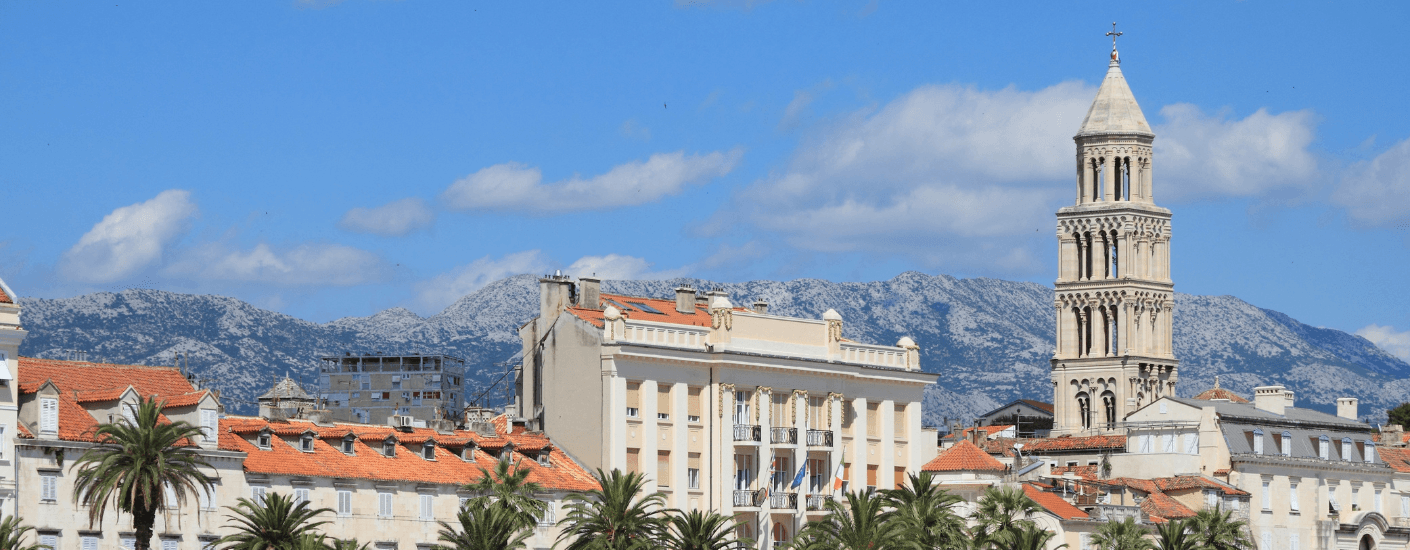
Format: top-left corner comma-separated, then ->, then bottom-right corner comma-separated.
733,489 -> 764,507
769,492 -> 797,509
806,429 -> 833,447
734,424 -> 762,442
806,494 -> 833,511
770,427 -> 797,444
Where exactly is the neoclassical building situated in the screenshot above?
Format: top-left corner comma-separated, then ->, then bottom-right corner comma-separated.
1051,46 -> 1178,436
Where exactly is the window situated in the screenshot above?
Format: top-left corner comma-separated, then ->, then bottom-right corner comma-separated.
301,435 -> 315,452
841,400 -> 854,430
537,449 -> 551,466
1366,441 -> 1377,463
866,402 -> 880,434
1159,401 -> 1168,414
252,486 -> 267,505
688,453 -> 702,490
771,456 -> 790,491
81,536 -> 99,550
420,494 -> 433,520
688,386 -> 703,423
1376,488 -> 1383,513
658,385 -> 671,421
123,402 -> 141,425
342,437 -> 356,454
1289,482 -> 1299,512
1319,435 -> 1330,460
894,467 -> 906,490
1162,433 -> 1175,453
1290,534 -> 1300,550
378,492 -> 394,517
626,382 -> 641,418
1184,433 -> 1199,455
423,442 -> 436,460
734,391 -> 750,426
734,454 -> 752,491
657,452 -> 671,487
122,537 -> 136,550
200,409 -> 218,442
40,474 -> 57,502
1205,490 -> 1217,509
626,448 -> 640,474
337,490 -> 352,516
161,539 -> 178,550
1354,485 -> 1362,510
1253,429 -> 1264,455
1281,431 -> 1292,456
808,396 -> 826,430
383,440 -> 396,457
1261,532 -> 1271,550
808,458 -> 827,493
866,465 -> 878,493
771,393 -> 788,427
1343,438 -> 1353,461
198,485 -> 218,511
1261,481 -> 1270,511
39,397 -> 58,434
1138,433 -> 1153,454
459,496 -> 471,510
463,445 -> 476,461
894,405 -> 906,436
164,483 -> 178,508
38,535 -> 57,550
257,433 -> 271,449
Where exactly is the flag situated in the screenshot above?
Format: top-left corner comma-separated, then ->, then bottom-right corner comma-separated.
832,459 -> 846,491
791,460 -> 807,490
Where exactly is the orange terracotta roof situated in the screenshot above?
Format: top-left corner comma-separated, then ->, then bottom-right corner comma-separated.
17,357 -> 201,443
1022,434 -> 1126,453
1019,400 -> 1054,413
941,425 -> 1014,441
1103,477 -> 1160,494
1152,475 -> 1249,496
1377,447 -> 1410,473
1212,469 -> 1232,477
73,387 -> 132,403
922,440 -> 1007,473
566,292 -> 747,329
161,390 -> 212,408
1140,492 -> 1196,521
1022,483 -> 1089,520
1191,387 -> 1250,404
0,286 -> 10,304
1051,465 -> 1099,481
15,423 -> 32,438
218,416 -> 597,492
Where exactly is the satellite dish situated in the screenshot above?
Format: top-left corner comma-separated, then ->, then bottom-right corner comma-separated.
1013,443 -> 1025,451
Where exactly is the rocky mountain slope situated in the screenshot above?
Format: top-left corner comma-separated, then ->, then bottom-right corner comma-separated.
17,272 -> 1408,425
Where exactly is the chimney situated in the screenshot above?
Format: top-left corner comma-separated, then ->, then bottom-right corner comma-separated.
1337,398 -> 1359,421
752,300 -> 768,314
1381,424 -> 1405,448
538,272 -> 574,324
1253,386 -> 1288,415
675,286 -> 696,314
579,276 -> 601,310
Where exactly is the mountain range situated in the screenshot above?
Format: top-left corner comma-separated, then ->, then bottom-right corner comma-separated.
17,272 -> 1409,426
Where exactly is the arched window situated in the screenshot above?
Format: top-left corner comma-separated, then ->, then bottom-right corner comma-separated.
772,521 -> 789,546
1252,429 -> 1264,455
1101,391 -> 1117,429
423,441 -> 437,460
1365,441 -> 1376,463
383,439 -> 397,458
1319,435 -> 1329,460
1281,431 -> 1292,456
1076,392 -> 1092,430
1343,437 -> 1354,461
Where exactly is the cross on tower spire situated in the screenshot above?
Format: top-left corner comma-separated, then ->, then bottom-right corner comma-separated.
1106,22 -> 1123,56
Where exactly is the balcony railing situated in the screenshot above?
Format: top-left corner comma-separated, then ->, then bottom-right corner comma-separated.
806,429 -> 833,447
806,494 -> 833,511
770,427 -> 797,444
769,492 -> 797,509
734,424 -> 762,442
733,489 -> 764,507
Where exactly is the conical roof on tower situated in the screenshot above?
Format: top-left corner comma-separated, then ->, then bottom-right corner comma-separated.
1076,52 -> 1152,137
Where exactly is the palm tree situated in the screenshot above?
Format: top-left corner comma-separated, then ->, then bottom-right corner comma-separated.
438,498 -> 534,550
661,509 -> 750,550
1186,507 -> 1253,550
557,469 -> 667,550
1090,517 -> 1152,550
463,458 -> 548,527
214,492 -> 335,550
991,524 -> 1066,550
71,397 -> 215,550
791,490 -> 907,550
1152,520 -> 1197,550
0,516 -> 46,550
882,472 -> 967,550
330,539 -> 371,550
970,486 -> 1042,544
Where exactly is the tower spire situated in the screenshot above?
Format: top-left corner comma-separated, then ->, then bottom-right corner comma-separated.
1106,22 -> 1123,62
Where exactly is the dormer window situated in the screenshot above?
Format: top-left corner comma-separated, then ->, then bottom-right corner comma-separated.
537,449 -> 551,467
39,397 -> 58,434
462,445 -> 477,462
1365,441 -> 1376,463
383,440 -> 397,458
341,436 -> 356,455
300,434 -> 315,452
1252,429 -> 1264,455
1280,431 -> 1292,456
257,432 -> 272,449
423,442 -> 437,460
500,445 -> 515,464
1319,436 -> 1330,460
1343,438 -> 1354,461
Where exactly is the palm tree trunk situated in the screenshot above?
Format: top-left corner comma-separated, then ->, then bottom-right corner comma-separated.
133,507 -> 156,550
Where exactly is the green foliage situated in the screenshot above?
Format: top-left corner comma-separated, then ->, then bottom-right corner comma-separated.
1186,507 -> 1254,550
791,490 -> 907,550
881,472 -> 967,550
1388,403 -> 1410,429
0,516 -> 46,550
438,498 -> 534,550
1152,520 -> 1198,550
661,509 -> 750,550
214,492 -> 335,550
991,523 -> 1065,550
557,469 -> 668,550
463,458 -> 548,527
71,397 -> 215,550
970,485 -> 1042,547
1089,517 -> 1152,550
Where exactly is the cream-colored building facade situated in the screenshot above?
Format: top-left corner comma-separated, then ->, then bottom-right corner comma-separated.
1051,47 -> 1177,436
516,275 -> 938,548
0,278 -> 23,517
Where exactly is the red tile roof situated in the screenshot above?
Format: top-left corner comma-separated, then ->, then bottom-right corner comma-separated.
1191,387 -> 1250,404
1151,475 -> 1249,496
16,357 -> 200,442
922,440 -> 1007,473
566,293 -> 747,328
1051,465 -> 1099,481
1022,483 -> 1089,520
1377,447 -> 1410,473
1140,492 -> 1196,521
219,416 -> 598,492
1021,434 -> 1126,453
941,425 -> 1014,441
1019,400 -> 1055,414
0,286 -> 10,303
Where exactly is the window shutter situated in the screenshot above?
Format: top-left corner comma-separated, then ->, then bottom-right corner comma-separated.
1184,433 -> 1199,454
253,486 -> 266,505
626,382 -> 640,410
40,398 -> 58,433
658,386 -> 671,419
894,405 -> 905,435
122,402 -> 137,426
164,483 -> 178,509
625,448 -> 639,473
121,538 -> 136,550
1290,484 -> 1299,511
866,465 -> 878,488
201,409 -> 218,442
294,488 -> 309,505
420,494 -> 433,520
688,387 -> 702,418
379,492 -> 393,517
657,452 -> 670,486
41,475 -> 56,501
38,536 -> 56,550
162,539 -> 178,550
82,537 -> 99,550
338,490 -> 352,515
1138,434 -> 1153,453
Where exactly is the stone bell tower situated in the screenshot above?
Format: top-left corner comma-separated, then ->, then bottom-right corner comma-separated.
1050,36 -> 1177,436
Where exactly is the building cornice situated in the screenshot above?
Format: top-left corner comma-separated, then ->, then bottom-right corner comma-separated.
607,343 -> 938,386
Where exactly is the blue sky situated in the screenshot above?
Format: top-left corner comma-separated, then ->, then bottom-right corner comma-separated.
2,1 -> 1408,359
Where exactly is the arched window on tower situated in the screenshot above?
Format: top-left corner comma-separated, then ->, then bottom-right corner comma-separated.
1101,390 -> 1117,429
1076,392 -> 1092,430
1110,237 -> 1119,279
1121,157 -> 1132,200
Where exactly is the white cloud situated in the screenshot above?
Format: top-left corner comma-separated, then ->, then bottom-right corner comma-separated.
568,254 -> 684,280
165,243 -> 387,286
60,190 -> 198,283
619,119 -> 652,141
1334,138 -> 1410,227
414,250 -> 554,312
1154,104 -> 1320,202
1357,324 -> 1410,362
440,149 -> 743,214
339,198 -> 435,237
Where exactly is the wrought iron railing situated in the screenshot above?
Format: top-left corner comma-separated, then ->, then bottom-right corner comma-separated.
806,494 -> 833,511
770,492 -> 797,509
771,427 -> 797,444
806,429 -> 833,447
734,424 -> 762,442
733,489 -> 764,507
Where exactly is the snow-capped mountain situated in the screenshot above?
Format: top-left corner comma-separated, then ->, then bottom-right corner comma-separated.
17,272 -> 1409,425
